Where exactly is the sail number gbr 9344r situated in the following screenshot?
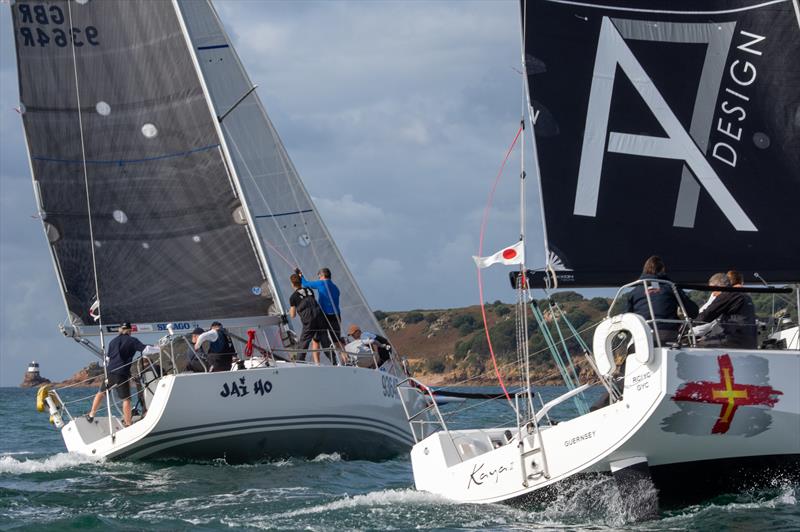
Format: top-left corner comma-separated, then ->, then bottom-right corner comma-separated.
16,3 -> 99,48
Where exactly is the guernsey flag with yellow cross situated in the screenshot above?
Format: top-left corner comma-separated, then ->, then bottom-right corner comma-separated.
661,353 -> 783,437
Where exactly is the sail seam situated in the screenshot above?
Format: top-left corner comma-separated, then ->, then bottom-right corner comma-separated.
254,209 -> 313,219
31,144 -> 220,166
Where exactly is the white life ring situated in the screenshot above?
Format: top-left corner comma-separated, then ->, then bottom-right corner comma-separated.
592,313 -> 654,376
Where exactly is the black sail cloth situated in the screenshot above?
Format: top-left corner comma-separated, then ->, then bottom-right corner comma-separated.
521,0 -> 800,287
11,0 -> 274,325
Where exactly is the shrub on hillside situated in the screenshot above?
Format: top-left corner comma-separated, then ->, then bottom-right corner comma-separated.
373,310 -> 388,322
588,297 -> 610,312
566,309 -> 591,330
489,319 -> 517,354
424,357 -> 446,373
550,291 -> 584,303
404,311 -> 424,324
424,312 -> 440,323
495,305 -> 511,316
454,340 -> 470,357
452,314 -> 479,335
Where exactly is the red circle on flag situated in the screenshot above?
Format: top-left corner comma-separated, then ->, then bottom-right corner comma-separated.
502,248 -> 517,260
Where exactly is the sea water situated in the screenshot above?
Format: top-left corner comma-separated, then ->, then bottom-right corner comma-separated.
1,386 -> 797,530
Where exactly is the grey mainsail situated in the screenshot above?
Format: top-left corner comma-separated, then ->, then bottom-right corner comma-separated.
177,0 -> 384,336
11,0 -> 275,326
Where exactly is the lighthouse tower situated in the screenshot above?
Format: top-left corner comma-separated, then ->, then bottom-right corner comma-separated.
27,361 -> 41,376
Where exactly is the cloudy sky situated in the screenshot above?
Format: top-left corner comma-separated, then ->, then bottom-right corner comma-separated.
0,0 -> 549,385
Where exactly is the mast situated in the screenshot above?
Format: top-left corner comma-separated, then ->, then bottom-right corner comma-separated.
172,0 -> 286,319
518,1 -> 534,418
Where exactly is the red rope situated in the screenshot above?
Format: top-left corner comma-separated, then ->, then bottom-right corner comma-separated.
477,124 -> 523,405
244,329 -> 256,358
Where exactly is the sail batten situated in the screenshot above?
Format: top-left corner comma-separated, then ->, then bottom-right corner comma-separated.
523,0 -> 800,287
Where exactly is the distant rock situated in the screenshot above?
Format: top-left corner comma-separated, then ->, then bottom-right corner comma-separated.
20,361 -> 51,388
20,372 -> 51,388
56,362 -> 105,388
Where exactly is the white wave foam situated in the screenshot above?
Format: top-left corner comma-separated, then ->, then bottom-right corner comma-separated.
272,489 -> 446,518
311,452 -> 342,463
0,452 -> 99,474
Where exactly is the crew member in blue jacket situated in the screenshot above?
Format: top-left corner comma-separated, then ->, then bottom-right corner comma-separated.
626,255 -> 698,344
297,267 -> 342,347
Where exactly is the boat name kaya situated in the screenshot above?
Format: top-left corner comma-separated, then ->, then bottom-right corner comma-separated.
467,460 -> 515,489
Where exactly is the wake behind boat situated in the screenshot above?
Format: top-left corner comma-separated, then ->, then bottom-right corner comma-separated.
401,0 -> 800,513
11,0 -> 429,461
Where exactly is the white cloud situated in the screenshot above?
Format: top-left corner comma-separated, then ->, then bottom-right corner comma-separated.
365,257 -> 403,281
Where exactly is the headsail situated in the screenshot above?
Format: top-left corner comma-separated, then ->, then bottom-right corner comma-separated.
11,0 -> 275,326
176,0 -> 384,335
522,0 -> 800,286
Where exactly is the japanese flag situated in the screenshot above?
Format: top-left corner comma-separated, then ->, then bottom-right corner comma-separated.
473,241 -> 525,269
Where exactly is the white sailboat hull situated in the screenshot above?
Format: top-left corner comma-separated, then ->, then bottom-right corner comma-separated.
62,364 -> 418,462
410,346 -> 800,505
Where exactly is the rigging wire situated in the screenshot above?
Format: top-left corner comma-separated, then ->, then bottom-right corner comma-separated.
66,0 -> 112,434
476,124 -> 523,407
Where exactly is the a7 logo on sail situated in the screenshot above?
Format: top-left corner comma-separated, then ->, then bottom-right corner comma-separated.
15,3 -> 99,48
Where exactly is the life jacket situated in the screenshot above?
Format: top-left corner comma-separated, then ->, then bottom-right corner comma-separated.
208,328 -> 236,355
295,288 -> 324,326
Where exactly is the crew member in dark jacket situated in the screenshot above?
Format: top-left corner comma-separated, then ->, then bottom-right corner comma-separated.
205,321 -> 237,372
86,322 -> 158,426
625,256 -> 698,344
696,286 -> 757,349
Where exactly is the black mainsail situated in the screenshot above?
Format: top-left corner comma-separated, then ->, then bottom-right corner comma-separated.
11,0 -> 382,338
10,0 -> 274,329
522,0 -> 800,287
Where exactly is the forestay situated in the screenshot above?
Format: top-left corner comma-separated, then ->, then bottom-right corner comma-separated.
522,0 -> 800,287
11,0 -> 275,327
176,0 -> 384,336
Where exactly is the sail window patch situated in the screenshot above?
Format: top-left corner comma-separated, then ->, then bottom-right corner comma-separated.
141,123 -> 158,139
112,210 -> 127,224
96,101 -> 111,116
298,233 -> 311,247
752,132 -> 770,149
